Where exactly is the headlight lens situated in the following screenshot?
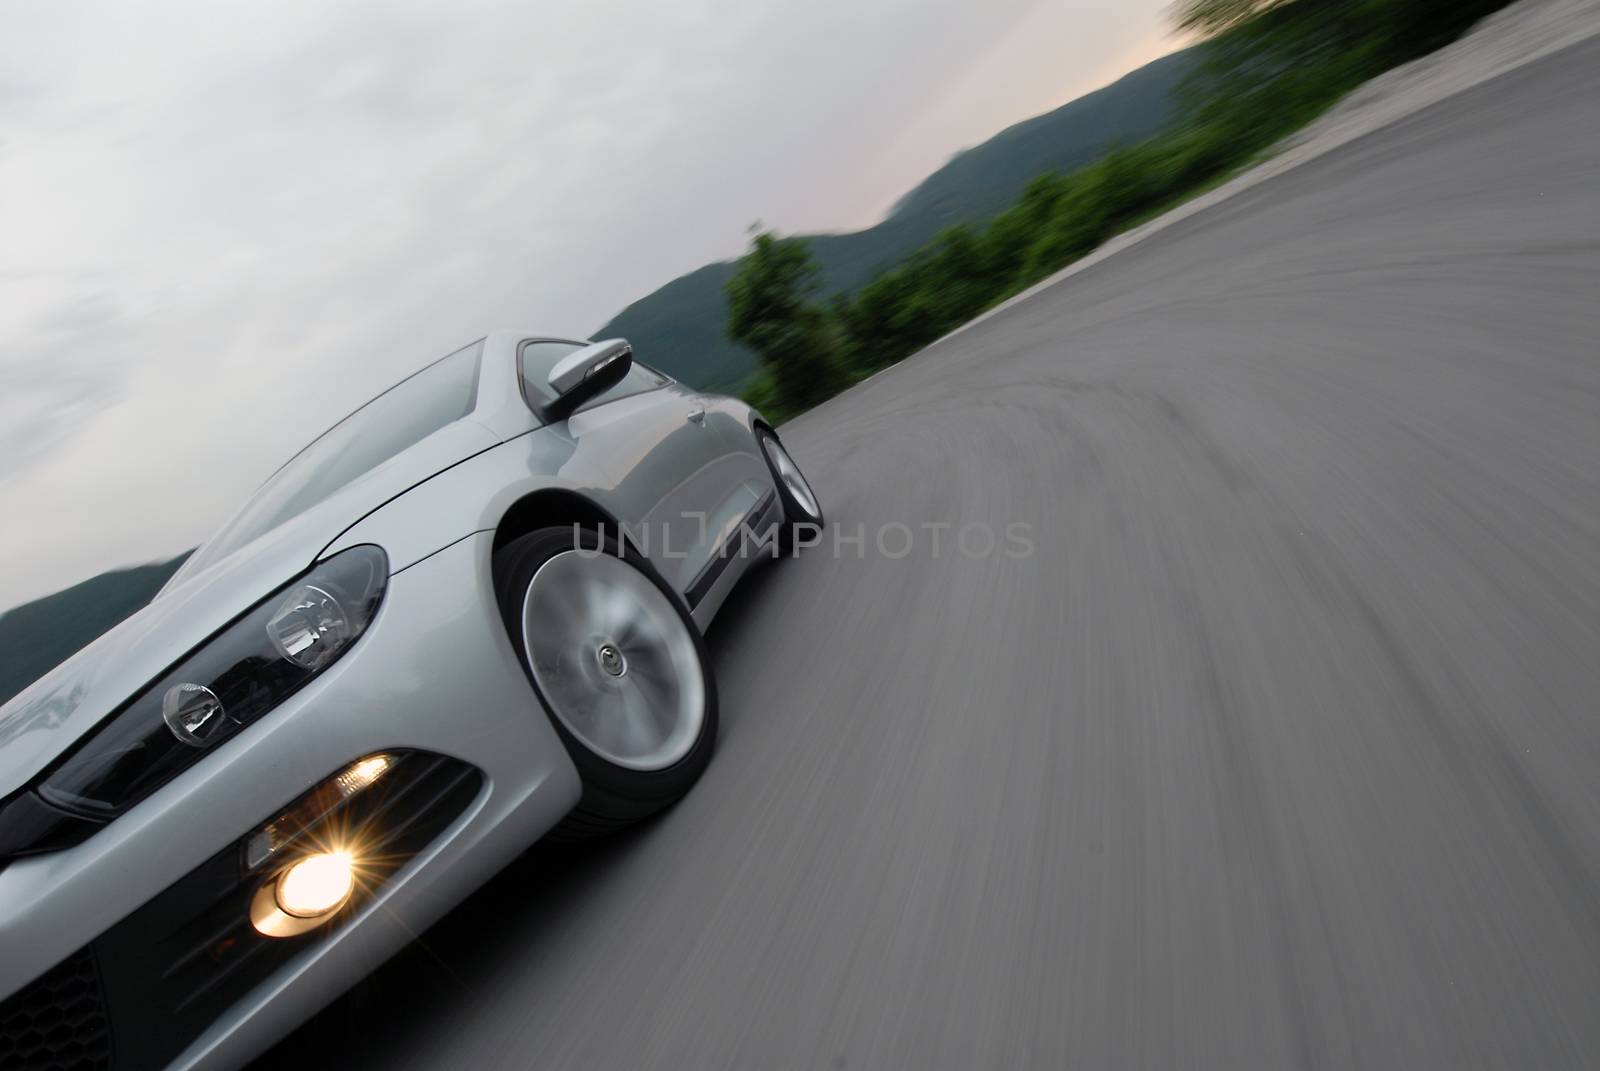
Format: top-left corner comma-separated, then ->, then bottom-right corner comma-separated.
161,682 -> 228,748
267,583 -> 354,670
40,545 -> 387,817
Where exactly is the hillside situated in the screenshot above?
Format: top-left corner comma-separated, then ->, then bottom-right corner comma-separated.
0,554 -> 188,708
594,44 -> 1199,391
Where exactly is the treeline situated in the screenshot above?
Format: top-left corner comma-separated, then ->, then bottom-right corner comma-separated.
726,0 -> 1514,421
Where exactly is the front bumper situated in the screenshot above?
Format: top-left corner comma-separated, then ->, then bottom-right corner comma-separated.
0,532 -> 581,1070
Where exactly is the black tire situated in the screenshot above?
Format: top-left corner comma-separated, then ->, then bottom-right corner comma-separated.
493,525 -> 717,839
755,426 -> 824,553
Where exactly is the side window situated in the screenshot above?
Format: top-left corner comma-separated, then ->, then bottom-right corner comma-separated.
584,361 -> 669,410
518,339 -> 670,416
519,340 -> 582,407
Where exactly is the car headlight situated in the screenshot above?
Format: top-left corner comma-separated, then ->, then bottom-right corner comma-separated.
39,545 -> 387,818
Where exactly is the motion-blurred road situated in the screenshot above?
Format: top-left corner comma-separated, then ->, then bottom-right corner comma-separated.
265,38 -> 1600,1069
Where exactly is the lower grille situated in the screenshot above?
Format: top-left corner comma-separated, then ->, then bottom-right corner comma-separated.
0,947 -> 112,1071
2,751 -> 481,1070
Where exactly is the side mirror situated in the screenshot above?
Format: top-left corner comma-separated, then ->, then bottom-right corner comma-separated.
543,339 -> 633,421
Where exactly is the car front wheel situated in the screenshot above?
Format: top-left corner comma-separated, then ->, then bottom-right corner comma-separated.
494,525 -> 717,838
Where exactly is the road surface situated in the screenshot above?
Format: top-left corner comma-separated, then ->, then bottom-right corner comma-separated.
263,37 -> 1600,1070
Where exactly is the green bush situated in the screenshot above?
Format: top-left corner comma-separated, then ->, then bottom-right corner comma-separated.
726,0 -> 1515,418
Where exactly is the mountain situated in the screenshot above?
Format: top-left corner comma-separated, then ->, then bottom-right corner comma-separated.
0,554 -> 189,708
594,44 -> 1200,391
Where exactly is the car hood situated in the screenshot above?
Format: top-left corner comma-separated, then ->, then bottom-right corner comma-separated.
0,419 -> 502,800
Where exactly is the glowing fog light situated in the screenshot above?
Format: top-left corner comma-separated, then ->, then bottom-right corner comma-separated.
252,848 -> 359,938
275,851 -> 355,918
245,753 -> 399,937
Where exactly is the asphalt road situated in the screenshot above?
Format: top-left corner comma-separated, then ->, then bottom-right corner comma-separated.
264,38 -> 1600,1070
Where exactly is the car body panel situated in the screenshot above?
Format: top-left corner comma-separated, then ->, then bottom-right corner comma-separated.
0,534 -> 583,1032
555,384 -> 769,593
0,332 -> 770,799
0,419 -> 507,802
0,328 -> 795,1070
323,389 -> 774,604
685,481 -> 782,628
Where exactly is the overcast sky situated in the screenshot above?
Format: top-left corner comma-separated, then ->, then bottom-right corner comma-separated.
0,0 -> 1177,611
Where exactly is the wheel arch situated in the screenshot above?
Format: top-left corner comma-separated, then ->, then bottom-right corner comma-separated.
749,413 -> 778,439
491,488 -> 641,559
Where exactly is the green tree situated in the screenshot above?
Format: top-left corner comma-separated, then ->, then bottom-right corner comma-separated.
726,231 -> 848,416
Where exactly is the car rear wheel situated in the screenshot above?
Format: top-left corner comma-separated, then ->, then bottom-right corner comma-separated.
494,526 -> 717,838
756,426 -> 823,552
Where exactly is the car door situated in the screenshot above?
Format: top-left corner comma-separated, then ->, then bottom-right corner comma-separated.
518,340 -> 745,597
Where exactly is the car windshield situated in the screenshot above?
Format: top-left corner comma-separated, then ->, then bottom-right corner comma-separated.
178,340 -> 485,579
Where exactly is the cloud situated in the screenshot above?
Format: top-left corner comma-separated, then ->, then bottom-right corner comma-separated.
0,0 -> 1170,609
0,286 -> 128,468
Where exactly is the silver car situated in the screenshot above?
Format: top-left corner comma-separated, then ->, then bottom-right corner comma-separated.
0,333 -> 823,1071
